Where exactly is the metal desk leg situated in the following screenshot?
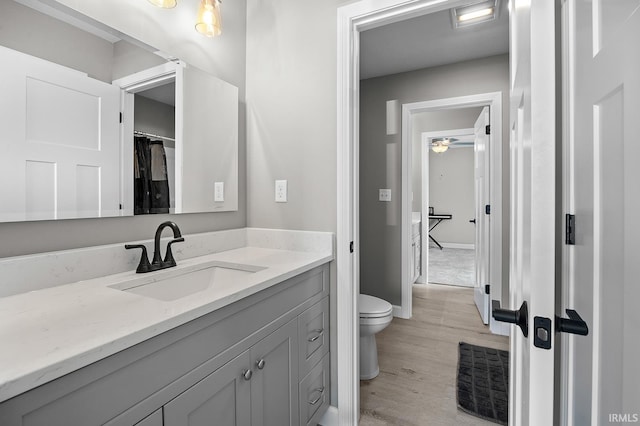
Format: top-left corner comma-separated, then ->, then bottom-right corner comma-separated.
429,234 -> 443,250
429,218 -> 445,250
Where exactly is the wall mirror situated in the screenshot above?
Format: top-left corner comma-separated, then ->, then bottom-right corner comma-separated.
0,0 -> 239,223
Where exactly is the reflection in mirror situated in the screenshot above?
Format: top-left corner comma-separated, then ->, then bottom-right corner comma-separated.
0,0 -> 239,223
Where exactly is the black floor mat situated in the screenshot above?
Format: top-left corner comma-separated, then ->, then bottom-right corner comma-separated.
456,342 -> 509,425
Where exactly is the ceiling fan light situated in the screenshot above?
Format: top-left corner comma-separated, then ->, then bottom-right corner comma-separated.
432,144 -> 449,153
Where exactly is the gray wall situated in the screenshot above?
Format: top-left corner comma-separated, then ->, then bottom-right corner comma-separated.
245,0 -> 342,232
0,0 -> 247,257
134,95 -> 176,141
359,54 -> 510,305
0,1 -> 115,82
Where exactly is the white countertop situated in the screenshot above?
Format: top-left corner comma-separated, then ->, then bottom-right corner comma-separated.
0,246 -> 332,403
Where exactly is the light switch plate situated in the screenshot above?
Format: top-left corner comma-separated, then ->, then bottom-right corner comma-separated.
379,189 -> 391,202
214,182 -> 224,202
275,180 -> 287,202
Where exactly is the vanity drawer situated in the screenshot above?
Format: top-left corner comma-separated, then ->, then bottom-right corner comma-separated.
298,297 -> 329,377
299,353 -> 330,426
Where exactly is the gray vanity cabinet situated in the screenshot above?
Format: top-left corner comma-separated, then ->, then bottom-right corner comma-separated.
250,319 -> 299,426
0,264 -> 330,426
134,409 -> 163,426
163,350 -> 252,426
154,318 -> 299,426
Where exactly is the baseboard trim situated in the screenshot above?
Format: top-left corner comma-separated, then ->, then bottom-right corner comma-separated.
490,318 -> 511,336
319,405 -> 339,425
392,305 -> 403,318
429,242 -> 475,250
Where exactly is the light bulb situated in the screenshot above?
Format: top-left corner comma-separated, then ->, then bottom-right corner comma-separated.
196,0 -> 222,37
147,0 -> 177,8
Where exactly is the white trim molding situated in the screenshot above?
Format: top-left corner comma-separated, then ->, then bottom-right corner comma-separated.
403,92 -> 504,335
336,0 -> 478,424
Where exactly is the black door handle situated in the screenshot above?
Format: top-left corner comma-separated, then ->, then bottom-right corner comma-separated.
556,309 -> 589,336
469,219 -> 476,224
492,300 -> 528,337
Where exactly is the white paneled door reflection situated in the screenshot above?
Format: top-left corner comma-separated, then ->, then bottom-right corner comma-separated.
0,45 -> 120,222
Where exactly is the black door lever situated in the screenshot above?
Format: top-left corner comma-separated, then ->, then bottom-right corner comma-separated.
469,218 -> 476,224
492,300 -> 528,337
556,309 -> 589,336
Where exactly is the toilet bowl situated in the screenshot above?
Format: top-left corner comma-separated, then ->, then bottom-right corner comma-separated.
359,294 -> 393,380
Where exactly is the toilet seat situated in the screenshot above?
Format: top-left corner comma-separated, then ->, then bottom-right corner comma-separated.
359,294 -> 393,319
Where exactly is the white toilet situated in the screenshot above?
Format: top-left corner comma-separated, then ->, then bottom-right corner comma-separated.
359,294 -> 393,380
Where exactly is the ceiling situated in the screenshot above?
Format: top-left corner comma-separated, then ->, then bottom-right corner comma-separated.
359,3 -> 509,80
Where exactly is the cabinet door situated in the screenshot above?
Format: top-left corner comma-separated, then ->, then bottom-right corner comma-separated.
250,319 -> 299,426
164,350 -> 251,426
134,409 -> 162,426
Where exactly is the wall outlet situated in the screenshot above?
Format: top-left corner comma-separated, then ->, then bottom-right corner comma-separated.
214,182 -> 224,202
379,189 -> 391,202
275,180 -> 288,202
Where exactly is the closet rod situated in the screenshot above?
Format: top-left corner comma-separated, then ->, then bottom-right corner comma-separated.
134,130 -> 176,142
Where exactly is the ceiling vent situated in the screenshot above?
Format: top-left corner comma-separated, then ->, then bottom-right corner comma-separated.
451,0 -> 500,29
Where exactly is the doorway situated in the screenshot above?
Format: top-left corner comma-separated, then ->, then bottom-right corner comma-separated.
421,124 -> 478,290
401,93 -> 505,330
336,0 -> 511,423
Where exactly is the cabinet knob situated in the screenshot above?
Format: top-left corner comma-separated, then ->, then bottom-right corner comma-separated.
242,369 -> 252,380
256,359 -> 266,369
308,387 -> 325,405
308,328 -> 324,342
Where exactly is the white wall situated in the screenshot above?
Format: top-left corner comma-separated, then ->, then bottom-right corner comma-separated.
429,147 -> 475,245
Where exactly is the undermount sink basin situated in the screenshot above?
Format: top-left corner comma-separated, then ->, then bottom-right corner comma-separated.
109,261 -> 265,301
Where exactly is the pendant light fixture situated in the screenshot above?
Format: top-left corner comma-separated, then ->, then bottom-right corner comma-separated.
147,0 -> 177,8
195,0 -> 222,37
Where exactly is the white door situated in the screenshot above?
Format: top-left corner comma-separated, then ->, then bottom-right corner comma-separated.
0,46 -> 121,221
473,107 -> 490,324
562,2 -> 640,424
502,1 -> 557,425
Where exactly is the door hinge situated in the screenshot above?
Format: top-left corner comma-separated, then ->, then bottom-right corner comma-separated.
565,214 -> 575,245
485,284 -> 490,295
485,125 -> 490,135
349,241 -> 354,253
119,112 -> 123,123
485,204 -> 491,215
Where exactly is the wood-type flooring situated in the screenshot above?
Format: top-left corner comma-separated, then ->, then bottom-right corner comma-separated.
359,284 -> 509,425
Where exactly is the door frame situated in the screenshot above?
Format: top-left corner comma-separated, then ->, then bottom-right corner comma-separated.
400,93 -> 504,334
336,0 -> 489,424
112,62 -> 183,215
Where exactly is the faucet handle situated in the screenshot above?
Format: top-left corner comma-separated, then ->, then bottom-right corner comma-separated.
163,237 -> 185,267
125,244 -> 153,273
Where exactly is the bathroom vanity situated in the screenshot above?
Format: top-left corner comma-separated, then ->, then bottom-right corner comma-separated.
0,229 -> 333,426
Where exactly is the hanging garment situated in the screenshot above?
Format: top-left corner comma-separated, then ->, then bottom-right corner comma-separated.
134,136 -> 170,214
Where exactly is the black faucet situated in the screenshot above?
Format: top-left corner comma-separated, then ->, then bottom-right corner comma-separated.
125,221 -> 185,273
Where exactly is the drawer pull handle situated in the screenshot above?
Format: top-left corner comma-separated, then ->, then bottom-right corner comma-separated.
308,387 -> 325,405
308,329 -> 324,342
242,369 -> 252,381
256,358 -> 266,369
